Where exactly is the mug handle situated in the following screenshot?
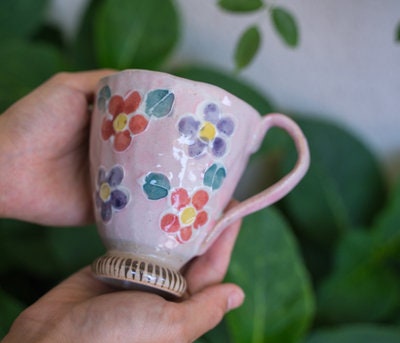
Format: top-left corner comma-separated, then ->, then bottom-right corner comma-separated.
200,113 -> 310,253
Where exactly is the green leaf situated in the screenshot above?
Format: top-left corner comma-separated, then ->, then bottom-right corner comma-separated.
32,24 -> 65,49
0,288 -> 25,338
271,7 -> 299,47
204,164 -> 226,190
145,89 -> 175,118
317,231 -> 400,323
372,177 -> 400,260
234,25 -> 261,71
0,219 -> 58,276
94,0 -> 179,69
316,179 -> 400,323
396,21 -> 400,42
198,321 -> 231,343
306,324 -> 400,343
278,117 -> 387,248
225,207 -> 315,343
69,0 -> 103,70
218,0 -> 263,12
143,173 -> 171,200
48,225 -> 105,275
0,0 -> 49,40
173,66 -> 275,114
0,40 -> 65,112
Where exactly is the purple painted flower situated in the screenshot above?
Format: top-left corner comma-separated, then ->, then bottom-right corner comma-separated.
96,166 -> 129,222
178,103 -> 235,158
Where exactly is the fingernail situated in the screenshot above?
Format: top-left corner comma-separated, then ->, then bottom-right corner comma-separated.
227,288 -> 245,311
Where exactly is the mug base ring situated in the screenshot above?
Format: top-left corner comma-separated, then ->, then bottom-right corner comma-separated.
91,252 -> 187,298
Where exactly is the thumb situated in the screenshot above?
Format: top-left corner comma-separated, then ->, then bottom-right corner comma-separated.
180,283 -> 244,341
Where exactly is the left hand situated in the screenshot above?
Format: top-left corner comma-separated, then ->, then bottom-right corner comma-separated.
0,70 -> 114,226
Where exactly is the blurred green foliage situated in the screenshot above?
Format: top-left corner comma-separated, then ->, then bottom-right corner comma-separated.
218,0 -> 299,71
1,0 -> 399,341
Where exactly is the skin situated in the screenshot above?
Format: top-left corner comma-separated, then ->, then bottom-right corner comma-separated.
0,71 -> 244,343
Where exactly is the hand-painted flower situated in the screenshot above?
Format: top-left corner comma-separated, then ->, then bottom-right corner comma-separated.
101,91 -> 148,152
178,102 -> 234,158
96,166 -> 129,222
160,188 -> 209,244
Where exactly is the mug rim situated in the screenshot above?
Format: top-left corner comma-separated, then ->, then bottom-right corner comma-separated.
98,68 -> 260,115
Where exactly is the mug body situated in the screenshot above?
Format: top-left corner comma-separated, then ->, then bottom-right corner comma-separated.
90,70 -> 262,289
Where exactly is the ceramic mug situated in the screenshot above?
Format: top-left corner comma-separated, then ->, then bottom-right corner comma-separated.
90,69 -> 310,297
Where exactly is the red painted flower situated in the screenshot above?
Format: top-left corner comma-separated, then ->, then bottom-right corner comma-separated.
160,188 -> 209,244
101,91 -> 148,151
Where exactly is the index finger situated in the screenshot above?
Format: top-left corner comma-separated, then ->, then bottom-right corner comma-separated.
49,69 -> 116,101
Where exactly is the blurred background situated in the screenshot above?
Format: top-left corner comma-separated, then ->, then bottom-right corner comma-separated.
1,0 -> 400,342
49,0 -> 400,178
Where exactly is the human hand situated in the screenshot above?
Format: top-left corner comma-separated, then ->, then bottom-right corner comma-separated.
0,71 -> 114,226
3,218 -> 244,343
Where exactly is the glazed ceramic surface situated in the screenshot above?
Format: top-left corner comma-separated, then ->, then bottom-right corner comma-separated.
90,70 -> 310,297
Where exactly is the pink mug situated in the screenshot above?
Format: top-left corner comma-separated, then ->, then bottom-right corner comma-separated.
89,69 -> 310,297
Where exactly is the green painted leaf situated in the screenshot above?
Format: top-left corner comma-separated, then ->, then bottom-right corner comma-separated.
271,7 -> 299,47
204,164 -> 226,190
145,89 -> 175,118
0,40 -> 64,112
225,207 -> 315,343
306,325 -> 400,343
94,0 -> 179,69
234,25 -> 261,71
173,66 -> 274,114
97,85 -> 112,112
0,0 -> 49,40
143,173 -> 171,200
218,0 -> 263,12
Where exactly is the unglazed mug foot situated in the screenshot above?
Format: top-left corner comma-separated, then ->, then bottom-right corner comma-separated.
92,252 -> 187,298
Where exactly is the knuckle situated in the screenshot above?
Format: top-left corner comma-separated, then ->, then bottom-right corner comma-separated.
51,71 -> 73,83
49,71 -> 73,83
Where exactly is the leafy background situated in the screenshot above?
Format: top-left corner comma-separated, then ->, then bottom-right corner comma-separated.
1,0 -> 400,342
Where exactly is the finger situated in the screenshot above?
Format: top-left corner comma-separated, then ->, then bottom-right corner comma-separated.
37,266 -> 115,304
48,69 -> 116,101
185,219 -> 241,293
179,283 -> 244,342
185,201 -> 241,293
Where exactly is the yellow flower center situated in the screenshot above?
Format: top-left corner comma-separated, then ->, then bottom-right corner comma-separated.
99,182 -> 111,201
199,122 -> 216,142
113,113 -> 128,132
180,206 -> 196,226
